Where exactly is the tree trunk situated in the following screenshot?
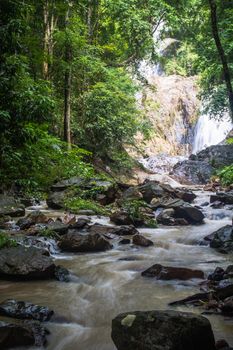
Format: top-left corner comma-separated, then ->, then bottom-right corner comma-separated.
43,0 -> 49,79
208,0 -> 233,119
63,6 -> 72,149
43,0 -> 56,80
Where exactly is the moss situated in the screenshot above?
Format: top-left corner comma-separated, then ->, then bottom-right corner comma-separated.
64,198 -> 109,216
144,218 -> 158,228
39,228 -> 58,239
0,232 -> 17,249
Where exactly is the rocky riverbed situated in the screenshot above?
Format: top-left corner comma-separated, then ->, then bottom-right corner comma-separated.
0,177 -> 233,349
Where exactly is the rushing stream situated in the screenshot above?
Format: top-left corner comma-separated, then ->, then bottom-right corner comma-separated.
0,190 -> 233,349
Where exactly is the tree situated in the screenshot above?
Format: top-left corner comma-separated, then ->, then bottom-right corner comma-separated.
208,0 -> 233,119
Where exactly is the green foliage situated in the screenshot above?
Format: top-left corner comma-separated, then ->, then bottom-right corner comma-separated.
0,232 -> 17,249
218,164 -> 233,186
0,123 -> 95,193
38,228 -> 58,239
64,198 -> 109,216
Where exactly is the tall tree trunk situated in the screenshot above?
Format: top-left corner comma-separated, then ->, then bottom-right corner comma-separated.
63,6 -> 72,149
208,0 -> 233,119
43,0 -> 56,80
43,0 -> 49,79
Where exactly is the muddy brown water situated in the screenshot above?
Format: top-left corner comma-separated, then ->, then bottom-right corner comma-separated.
0,191 -> 233,350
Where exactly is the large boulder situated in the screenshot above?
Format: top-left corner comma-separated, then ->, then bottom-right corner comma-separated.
47,177 -> 118,209
58,232 -> 112,252
207,225 -> 233,254
111,310 -> 216,350
157,208 -> 189,226
88,223 -> 138,236
141,264 -> 204,280
138,182 -> 165,203
210,191 -> 233,205
0,246 -> 56,280
0,299 -> 54,322
172,160 -> 214,184
161,198 -> 204,224
172,143 -> 233,185
0,195 -> 25,218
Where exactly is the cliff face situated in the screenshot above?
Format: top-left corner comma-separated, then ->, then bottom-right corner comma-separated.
137,74 -> 199,157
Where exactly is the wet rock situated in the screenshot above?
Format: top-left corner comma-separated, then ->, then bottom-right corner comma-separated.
88,223 -> 138,236
138,181 -> 165,203
111,310 -> 216,350
157,208 -> 189,226
216,339 -> 231,350
132,234 -> 153,247
112,225 -> 138,236
208,225 -> 233,254
110,211 -> 134,226
0,299 -> 54,322
70,217 -> 90,229
0,246 -> 56,280
142,264 -> 204,280
46,220 -> 69,235
47,190 -> 67,209
196,144 -> 233,168
226,265 -> 233,277
119,239 -> 131,245
0,195 -> 25,218
54,265 -> 70,282
161,198 -> 204,224
208,267 -> 225,282
58,232 -> 112,252
214,282 -> 233,300
172,160 -> 214,185
169,292 -> 211,306
0,321 -> 35,348
221,297 -> 233,316
17,211 -> 48,230
122,187 -> 143,200
210,191 -> 233,205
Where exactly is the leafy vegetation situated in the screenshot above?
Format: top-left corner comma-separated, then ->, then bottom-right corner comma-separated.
218,165 -> 233,186
64,198 -> 109,216
0,232 -> 17,249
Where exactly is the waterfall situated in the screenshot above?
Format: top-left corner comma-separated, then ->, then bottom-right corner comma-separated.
192,113 -> 233,154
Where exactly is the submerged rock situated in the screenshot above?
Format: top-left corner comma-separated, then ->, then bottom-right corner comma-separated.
141,264 -> 204,280
0,299 -> 54,322
132,234 -> 153,247
58,232 -> 112,252
111,310 -> 216,350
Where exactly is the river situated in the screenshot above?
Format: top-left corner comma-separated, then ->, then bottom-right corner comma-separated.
0,190 -> 233,350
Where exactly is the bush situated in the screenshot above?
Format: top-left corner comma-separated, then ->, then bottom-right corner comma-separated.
218,164 -> 233,186
0,123 -> 95,195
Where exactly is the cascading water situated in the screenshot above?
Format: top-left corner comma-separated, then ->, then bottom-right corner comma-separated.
192,112 -> 233,154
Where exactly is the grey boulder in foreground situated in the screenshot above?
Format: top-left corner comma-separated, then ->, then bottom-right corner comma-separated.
111,310 -> 216,350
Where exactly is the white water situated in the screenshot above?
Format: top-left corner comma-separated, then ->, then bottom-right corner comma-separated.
192,113 -> 233,154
